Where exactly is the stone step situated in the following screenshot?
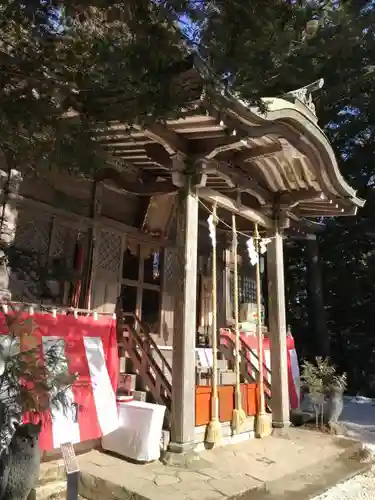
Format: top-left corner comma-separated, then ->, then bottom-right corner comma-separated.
194,417 -> 256,452
28,480 -> 66,500
195,421 -> 233,441
38,460 -> 66,485
194,416 -> 256,442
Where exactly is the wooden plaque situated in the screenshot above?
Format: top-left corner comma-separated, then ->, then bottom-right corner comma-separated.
61,442 -> 80,475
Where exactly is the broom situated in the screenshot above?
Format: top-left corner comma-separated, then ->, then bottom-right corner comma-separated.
254,224 -> 272,438
206,204 -> 222,445
231,215 -> 246,433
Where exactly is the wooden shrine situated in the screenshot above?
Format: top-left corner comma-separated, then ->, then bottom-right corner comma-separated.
0,55 -> 365,453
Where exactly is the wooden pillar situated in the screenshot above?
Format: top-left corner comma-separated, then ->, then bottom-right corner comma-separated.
0,169 -> 22,300
267,227 -> 290,428
83,181 -> 102,309
168,183 -> 198,453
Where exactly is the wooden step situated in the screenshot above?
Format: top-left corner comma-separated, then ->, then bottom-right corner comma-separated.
218,370 -> 236,385
118,373 -> 137,392
217,359 -> 229,370
160,429 -> 170,451
132,390 -> 147,402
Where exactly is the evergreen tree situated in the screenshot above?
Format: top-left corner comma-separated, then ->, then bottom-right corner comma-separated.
201,1 -> 375,393
0,0 -> 331,177
0,1 -> 200,176
2,1 -> 375,393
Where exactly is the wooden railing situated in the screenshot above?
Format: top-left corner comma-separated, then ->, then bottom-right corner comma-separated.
219,330 -> 272,411
118,312 -> 172,424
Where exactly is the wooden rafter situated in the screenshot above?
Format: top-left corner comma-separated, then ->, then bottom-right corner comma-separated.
141,123 -> 188,154
213,161 -> 271,205
277,189 -> 325,208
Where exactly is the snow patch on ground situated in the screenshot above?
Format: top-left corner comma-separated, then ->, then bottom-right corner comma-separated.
315,470 -> 375,500
340,397 -> 375,451
313,397 -> 375,499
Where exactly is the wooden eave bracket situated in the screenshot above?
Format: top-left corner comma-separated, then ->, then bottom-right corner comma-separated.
198,187 -> 273,229
275,190 -> 326,210
94,167 -> 177,196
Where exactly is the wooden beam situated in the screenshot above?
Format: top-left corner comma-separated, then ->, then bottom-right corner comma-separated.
94,167 -> 177,196
277,190 -> 325,208
295,206 -> 353,217
212,161 -> 271,205
144,143 -> 173,169
6,192 -> 174,247
224,189 -> 262,211
143,123 -> 188,155
191,173 -> 207,187
198,187 -> 273,229
189,134 -> 248,156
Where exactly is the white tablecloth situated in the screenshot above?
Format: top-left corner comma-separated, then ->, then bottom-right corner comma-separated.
101,401 -> 166,462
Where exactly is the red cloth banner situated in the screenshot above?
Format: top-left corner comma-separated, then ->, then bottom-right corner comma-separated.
220,329 -> 300,409
0,313 -> 119,451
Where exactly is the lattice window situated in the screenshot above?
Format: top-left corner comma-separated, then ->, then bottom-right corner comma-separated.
242,276 -> 257,304
164,248 -> 176,285
13,210 -> 51,264
98,230 -> 122,273
216,263 -> 223,301
50,222 -> 82,268
230,273 -> 258,306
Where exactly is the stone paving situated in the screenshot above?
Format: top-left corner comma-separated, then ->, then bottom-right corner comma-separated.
74,428 -> 368,500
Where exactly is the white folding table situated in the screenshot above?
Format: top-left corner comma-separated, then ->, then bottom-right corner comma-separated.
101,400 -> 166,462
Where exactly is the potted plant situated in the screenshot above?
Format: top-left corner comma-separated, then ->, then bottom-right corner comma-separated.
300,357 -> 347,431
325,371 -> 347,429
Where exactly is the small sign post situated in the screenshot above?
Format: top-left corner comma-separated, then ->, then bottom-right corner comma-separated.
61,442 -> 80,500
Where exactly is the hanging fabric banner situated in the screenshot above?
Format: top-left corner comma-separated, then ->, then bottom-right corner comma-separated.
0,313 -> 119,451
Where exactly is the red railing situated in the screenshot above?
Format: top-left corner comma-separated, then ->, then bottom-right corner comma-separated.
117,312 -> 172,424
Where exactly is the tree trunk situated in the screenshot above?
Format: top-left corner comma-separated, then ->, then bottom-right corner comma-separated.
306,237 -> 329,357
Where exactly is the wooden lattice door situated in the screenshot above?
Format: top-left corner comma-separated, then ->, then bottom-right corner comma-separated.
92,229 -> 123,313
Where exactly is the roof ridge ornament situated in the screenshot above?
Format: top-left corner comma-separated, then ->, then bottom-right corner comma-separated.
284,78 -> 324,115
